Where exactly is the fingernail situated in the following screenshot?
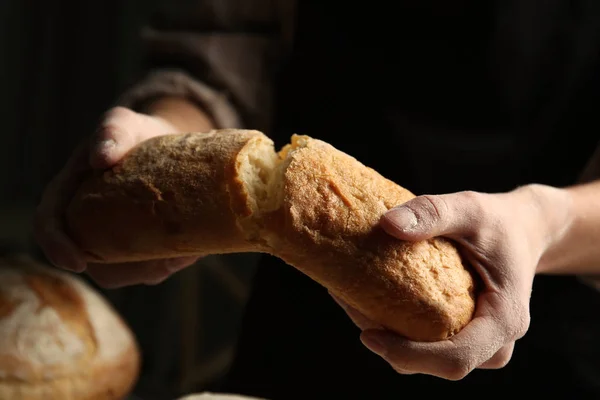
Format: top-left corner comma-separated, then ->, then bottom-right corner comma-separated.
361,333 -> 386,356
386,206 -> 418,231
96,139 -> 116,153
90,139 -> 118,169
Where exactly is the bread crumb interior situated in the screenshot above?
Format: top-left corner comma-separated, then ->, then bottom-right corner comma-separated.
238,135 -> 309,236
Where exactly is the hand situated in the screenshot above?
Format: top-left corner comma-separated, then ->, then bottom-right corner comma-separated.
84,256 -> 201,288
333,186 -> 558,380
34,106 -> 200,285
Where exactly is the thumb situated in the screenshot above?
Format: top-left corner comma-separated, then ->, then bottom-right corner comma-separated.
380,192 -> 482,241
89,107 -> 140,169
89,107 -> 175,169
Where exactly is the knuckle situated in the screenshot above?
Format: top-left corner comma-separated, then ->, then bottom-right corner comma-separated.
445,366 -> 470,381
484,344 -> 515,369
387,356 -> 414,374
514,309 -> 531,339
442,356 -> 475,381
458,190 -> 482,203
457,191 -> 506,245
419,194 -> 447,221
458,190 -> 488,220
494,358 -> 511,370
500,299 -> 531,340
490,353 -> 512,369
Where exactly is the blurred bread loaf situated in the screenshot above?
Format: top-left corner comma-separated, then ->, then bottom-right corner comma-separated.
0,254 -> 140,399
66,129 -> 477,342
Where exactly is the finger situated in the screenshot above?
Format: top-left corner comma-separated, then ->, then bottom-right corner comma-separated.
390,365 -> 417,375
359,314 -> 505,381
34,140 -> 91,272
142,256 -> 199,284
90,107 -> 139,169
90,107 -> 174,169
329,292 -> 383,331
478,342 -> 515,370
86,256 -> 199,289
380,191 -> 486,241
34,224 -> 86,272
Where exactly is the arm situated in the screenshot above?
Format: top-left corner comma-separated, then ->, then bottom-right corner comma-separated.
143,96 -> 216,133
333,142 -> 600,380
536,142 -> 600,276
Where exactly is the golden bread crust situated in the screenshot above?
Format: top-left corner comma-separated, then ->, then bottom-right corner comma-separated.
67,130 -> 267,262
0,255 -> 140,399
264,138 -> 475,340
66,130 -> 476,341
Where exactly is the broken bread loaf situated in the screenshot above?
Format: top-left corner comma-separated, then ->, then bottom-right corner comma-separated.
66,129 -> 477,341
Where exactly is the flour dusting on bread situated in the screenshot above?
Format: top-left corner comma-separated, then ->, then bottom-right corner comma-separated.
0,255 -> 140,399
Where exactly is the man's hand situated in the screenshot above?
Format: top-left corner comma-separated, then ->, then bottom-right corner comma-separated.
333,185 -> 569,380
34,106 -> 201,285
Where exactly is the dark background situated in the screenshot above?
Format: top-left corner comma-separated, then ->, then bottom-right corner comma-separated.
0,2 -> 257,399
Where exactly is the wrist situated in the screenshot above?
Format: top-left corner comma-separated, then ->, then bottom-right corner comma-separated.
143,96 -> 216,133
517,184 -> 575,274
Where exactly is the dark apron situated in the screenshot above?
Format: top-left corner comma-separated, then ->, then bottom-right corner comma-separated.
222,2 -> 600,398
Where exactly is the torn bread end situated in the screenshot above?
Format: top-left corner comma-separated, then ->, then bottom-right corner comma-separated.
236,134 -> 310,242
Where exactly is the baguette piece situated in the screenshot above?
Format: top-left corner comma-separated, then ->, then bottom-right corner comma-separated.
66,129 -> 477,341
0,254 -> 140,400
